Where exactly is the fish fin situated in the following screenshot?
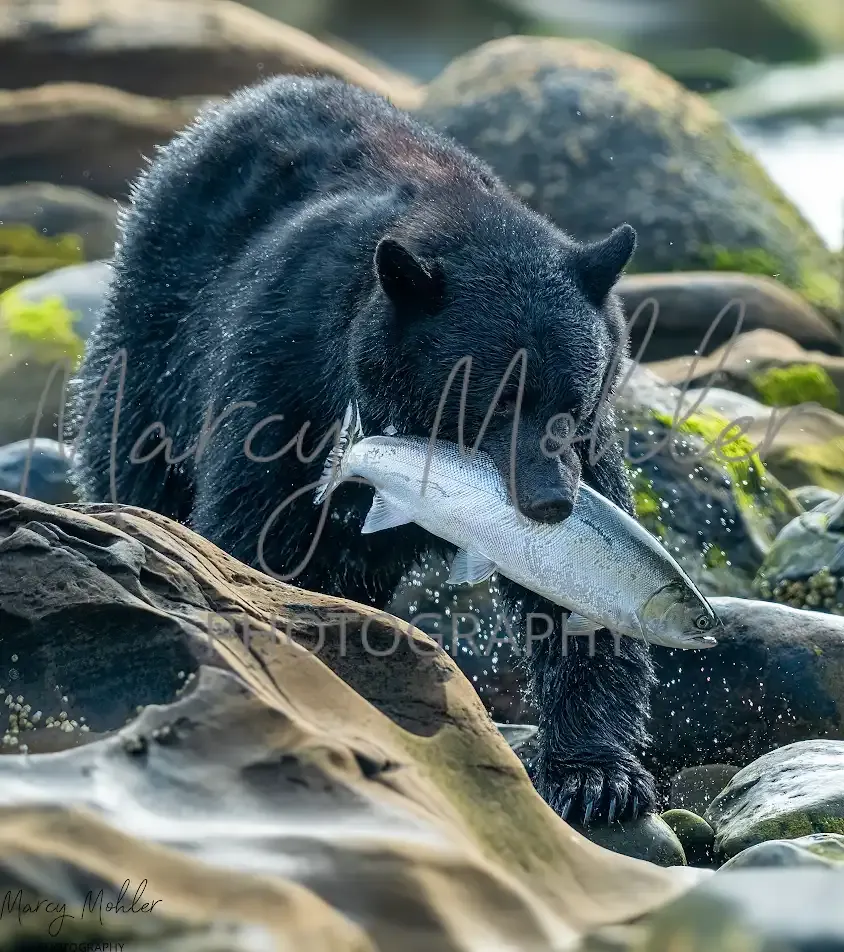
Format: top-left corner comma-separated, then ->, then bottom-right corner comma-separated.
564,612 -> 601,635
314,401 -> 365,506
360,493 -> 412,534
494,723 -> 538,751
446,549 -> 497,586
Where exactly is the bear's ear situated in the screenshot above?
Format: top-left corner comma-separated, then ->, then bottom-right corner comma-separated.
375,238 -> 444,315
574,223 -> 637,306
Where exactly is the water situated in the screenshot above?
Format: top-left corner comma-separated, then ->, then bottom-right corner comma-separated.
737,118 -> 844,250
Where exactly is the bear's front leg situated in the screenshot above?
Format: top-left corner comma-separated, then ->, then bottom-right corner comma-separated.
501,579 -> 658,824
501,421 -> 657,825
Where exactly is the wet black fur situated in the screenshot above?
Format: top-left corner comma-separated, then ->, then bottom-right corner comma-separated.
67,75 -> 656,823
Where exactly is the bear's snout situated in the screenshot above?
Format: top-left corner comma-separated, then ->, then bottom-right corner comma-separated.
482,423 -> 581,525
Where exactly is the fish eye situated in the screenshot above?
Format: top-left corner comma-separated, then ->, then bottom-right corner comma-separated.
694,614 -> 712,631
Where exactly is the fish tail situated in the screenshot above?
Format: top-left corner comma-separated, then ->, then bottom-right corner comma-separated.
313,401 -> 364,505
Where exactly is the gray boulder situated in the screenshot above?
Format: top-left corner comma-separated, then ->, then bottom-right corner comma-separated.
0,438 -> 77,504
0,183 -> 118,261
649,598 -> 844,780
721,833 -> 844,870
581,869 -> 844,950
0,261 -> 111,445
705,740 -> 844,859
418,36 -> 840,319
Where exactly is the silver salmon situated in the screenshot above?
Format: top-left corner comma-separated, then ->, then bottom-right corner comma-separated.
314,403 -> 721,650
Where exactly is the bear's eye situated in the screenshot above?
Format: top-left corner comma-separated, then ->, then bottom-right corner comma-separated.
492,396 -> 519,418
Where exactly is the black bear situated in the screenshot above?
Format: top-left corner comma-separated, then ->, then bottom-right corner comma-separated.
68,75 -> 656,823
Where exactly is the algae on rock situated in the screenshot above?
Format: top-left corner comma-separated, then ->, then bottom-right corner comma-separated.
751,362 -> 840,412
0,225 -> 84,293
622,399 -> 799,596
0,287 -> 84,444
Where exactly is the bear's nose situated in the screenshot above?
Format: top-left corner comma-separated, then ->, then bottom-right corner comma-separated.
522,490 -> 574,524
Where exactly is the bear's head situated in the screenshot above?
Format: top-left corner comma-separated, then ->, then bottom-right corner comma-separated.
352,188 -> 637,525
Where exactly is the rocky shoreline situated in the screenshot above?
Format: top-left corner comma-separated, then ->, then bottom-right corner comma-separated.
1,1 -> 844,948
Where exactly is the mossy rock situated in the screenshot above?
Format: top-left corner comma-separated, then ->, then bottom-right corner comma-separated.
0,224 -> 84,293
418,36 -> 840,318
0,287 -> 85,443
660,810 -> 715,867
650,330 -> 844,415
0,286 -> 85,366
705,741 -> 844,859
720,832 -> 844,870
620,388 -> 800,597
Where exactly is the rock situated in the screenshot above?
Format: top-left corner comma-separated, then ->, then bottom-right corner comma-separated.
581,869 -> 844,951
720,832 -> 844,870
648,328 -> 844,415
417,36 -> 840,318
0,262 -> 111,445
705,740 -> 844,859
793,485 -> 840,510
616,363 -> 801,598
10,260 -> 112,342
573,815 -> 686,868
0,438 -> 76,504
660,811 -> 715,867
753,494 -> 844,609
619,274 -> 840,363
668,765 -> 741,815
647,598 -> 844,781
0,183 -> 118,262
634,358 -> 844,495
0,489 -> 698,947
710,54 -> 844,123
0,84 -> 201,199
0,0 -> 421,108
508,0 -> 838,66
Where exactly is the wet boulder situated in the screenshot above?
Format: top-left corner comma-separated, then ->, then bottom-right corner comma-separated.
573,815 -> 687,868
0,490 -> 695,946
659,811 -> 715,867
668,765 -> 741,815
705,740 -> 844,859
580,868 -> 844,951
0,184 -> 119,266
648,328 -> 844,415
0,438 -> 76,504
616,364 -> 801,598
647,597 -> 844,780
754,492 -> 844,610
618,274 -> 840,363
0,84 -> 200,200
417,36 -> 840,318
720,832 -> 844,870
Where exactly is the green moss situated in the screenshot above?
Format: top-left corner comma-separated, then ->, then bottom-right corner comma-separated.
627,465 -> 668,539
748,814 -> 844,846
0,224 -> 84,293
751,363 -> 840,411
652,408 -> 767,510
0,288 -> 85,366
777,439 -> 844,494
698,244 -> 841,315
702,245 -> 786,278
703,544 -> 729,569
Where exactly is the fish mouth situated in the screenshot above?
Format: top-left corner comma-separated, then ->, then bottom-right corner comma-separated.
687,634 -> 718,648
